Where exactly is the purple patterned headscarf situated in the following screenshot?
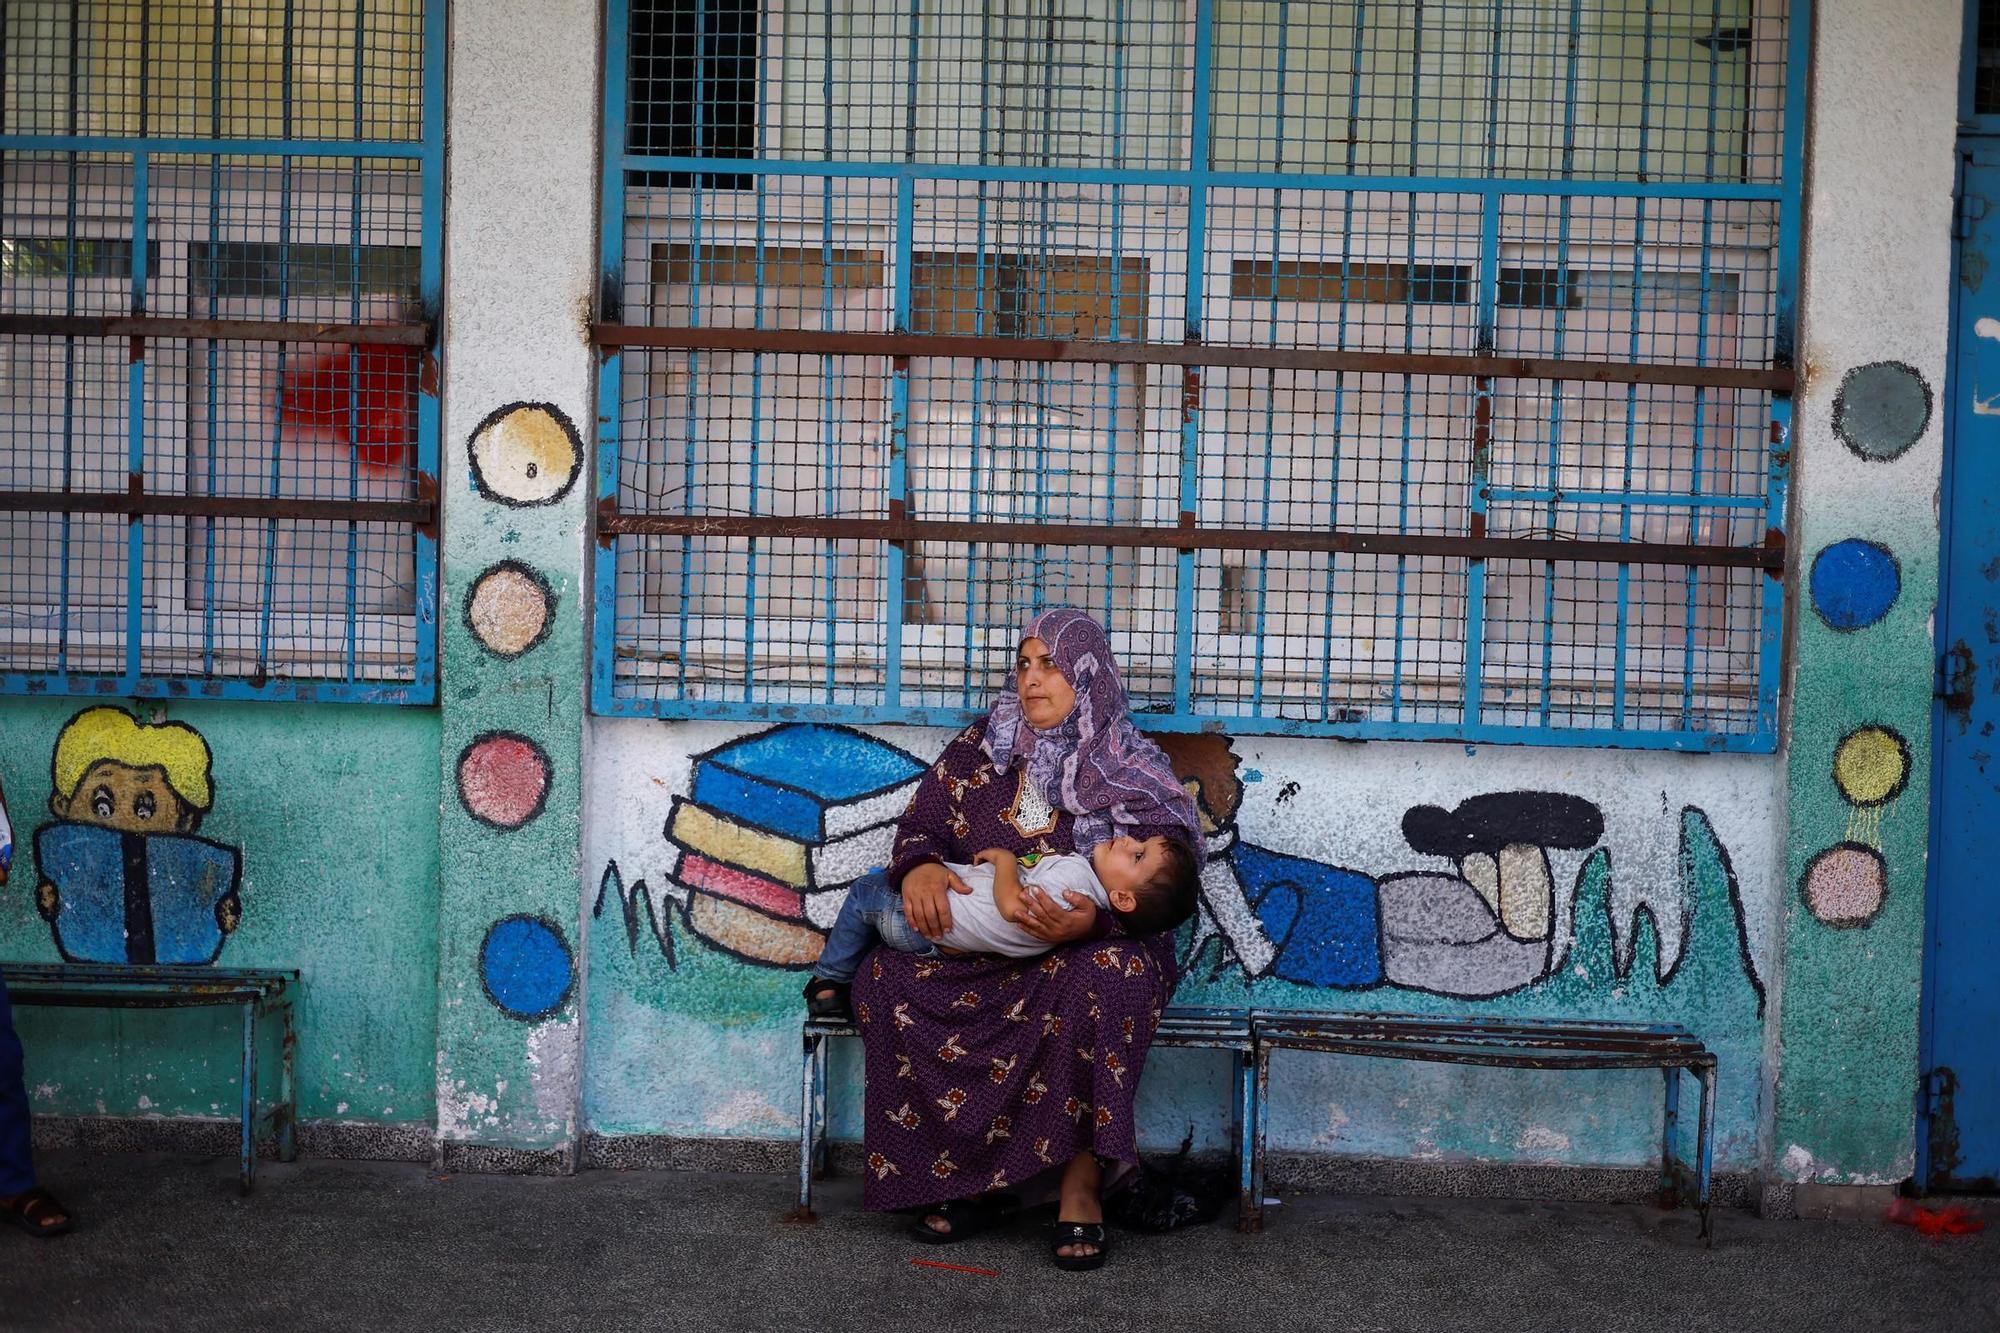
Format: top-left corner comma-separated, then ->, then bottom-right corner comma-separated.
983,608 -> 1204,859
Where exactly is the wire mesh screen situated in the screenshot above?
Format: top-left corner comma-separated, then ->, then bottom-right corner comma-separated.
597,0 -> 1800,748
1,1 -> 442,703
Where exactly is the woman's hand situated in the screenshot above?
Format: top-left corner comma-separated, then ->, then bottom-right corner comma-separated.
1014,885 -> 1097,944
900,862 -> 973,939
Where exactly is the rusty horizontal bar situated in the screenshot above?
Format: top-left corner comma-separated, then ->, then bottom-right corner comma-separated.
1249,1039 -> 1712,1071
590,324 -> 1794,392
596,507 -> 1785,571
2,963 -> 296,983
1258,1022 -> 1706,1052
1256,1015 -> 1705,1044
9,990 -> 285,1010
0,314 -> 430,345
1262,1030 -> 1704,1058
0,490 -> 435,524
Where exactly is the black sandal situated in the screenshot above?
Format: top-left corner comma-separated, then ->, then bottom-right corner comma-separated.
0,1187 -> 73,1239
1050,1219 -> 1108,1271
802,977 -> 851,1019
909,1192 -> 1017,1244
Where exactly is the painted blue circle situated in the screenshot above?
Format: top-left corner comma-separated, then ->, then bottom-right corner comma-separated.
480,915 -> 573,1020
1809,539 -> 1900,632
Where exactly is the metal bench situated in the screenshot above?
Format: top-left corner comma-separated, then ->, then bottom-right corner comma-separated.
797,1004 -> 1259,1229
1249,1010 -> 1719,1242
5,963 -> 300,1194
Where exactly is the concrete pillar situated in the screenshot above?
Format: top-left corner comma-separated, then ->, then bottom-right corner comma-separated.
1770,0 -> 1959,1195
433,0 -> 601,1170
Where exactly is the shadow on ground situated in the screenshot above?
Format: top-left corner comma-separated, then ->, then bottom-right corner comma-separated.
2,1151 -> 1995,1332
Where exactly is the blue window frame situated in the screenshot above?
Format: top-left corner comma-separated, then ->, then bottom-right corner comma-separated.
0,0 -> 446,705
594,1 -> 1807,751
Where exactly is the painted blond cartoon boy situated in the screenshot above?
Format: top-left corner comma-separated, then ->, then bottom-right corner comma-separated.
36,708 -> 241,965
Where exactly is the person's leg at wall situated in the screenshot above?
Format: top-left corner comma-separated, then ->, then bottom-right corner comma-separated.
0,967 -> 72,1238
804,870 -> 898,1017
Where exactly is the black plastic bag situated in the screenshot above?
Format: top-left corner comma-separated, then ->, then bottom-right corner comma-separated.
1105,1128 -> 1233,1233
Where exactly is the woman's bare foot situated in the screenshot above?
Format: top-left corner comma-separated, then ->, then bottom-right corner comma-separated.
1054,1152 -> 1103,1260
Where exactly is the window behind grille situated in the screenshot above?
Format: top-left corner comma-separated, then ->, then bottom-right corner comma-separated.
596,1 -> 1798,746
0,1 -> 441,702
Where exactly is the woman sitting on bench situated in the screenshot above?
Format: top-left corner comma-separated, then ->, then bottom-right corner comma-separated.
843,608 -> 1204,1271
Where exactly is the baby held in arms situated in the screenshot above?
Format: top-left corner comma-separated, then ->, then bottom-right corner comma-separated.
803,835 -> 1200,1019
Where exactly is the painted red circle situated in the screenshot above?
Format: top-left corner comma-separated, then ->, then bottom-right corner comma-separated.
457,733 -> 551,830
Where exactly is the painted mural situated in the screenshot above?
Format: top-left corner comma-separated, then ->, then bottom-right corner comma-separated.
30,707 -> 242,966
1788,383 -> 1916,939
449,402 -> 581,1032
594,722 -> 1765,1012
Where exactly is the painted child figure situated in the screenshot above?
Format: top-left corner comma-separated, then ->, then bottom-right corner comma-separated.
34,707 -> 242,966
803,834 -> 1199,1018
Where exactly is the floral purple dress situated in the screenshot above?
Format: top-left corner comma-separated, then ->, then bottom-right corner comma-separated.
848,719 -> 1182,1210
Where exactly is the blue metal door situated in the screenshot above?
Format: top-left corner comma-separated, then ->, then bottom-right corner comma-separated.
1925,138 -> 2000,1193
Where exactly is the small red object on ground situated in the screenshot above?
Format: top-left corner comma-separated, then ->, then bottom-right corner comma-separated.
1884,1197 -> 1987,1237
909,1258 -> 1001,1277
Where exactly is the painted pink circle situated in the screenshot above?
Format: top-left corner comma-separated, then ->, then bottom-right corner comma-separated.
1802,844 -> 1886,927
457,734 -> 551,830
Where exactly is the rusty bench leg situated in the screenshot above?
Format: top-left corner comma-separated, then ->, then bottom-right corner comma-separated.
1660,1065 -> 1682,1208
1248,1041 -> 1272,1232
277,1000 -> 299,1164
239,1001 -> 258,1195
1697,1061 -> 1717,1247
790,1028 -> 825,1223
1234,1045 -> 1259,1233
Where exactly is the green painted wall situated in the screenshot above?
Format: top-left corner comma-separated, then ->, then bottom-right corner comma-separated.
0,699 -> 440,1126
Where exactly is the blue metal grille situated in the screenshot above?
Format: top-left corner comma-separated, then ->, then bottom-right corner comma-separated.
595,1 -> 1804,750
1,1 -> 445,704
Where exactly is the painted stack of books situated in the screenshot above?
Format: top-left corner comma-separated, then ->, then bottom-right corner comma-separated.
666,724 -> 926,968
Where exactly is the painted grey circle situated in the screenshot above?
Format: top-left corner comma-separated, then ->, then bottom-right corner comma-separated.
1833,361 -> 1931,462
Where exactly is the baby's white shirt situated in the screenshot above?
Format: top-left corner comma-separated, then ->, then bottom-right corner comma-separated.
933,853 -> 1110,958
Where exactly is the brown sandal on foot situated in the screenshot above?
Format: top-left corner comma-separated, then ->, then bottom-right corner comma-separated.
1,1187 -> 74,1239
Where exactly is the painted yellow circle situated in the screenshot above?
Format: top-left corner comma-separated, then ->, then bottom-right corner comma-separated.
1833,727 -> 1908,807
469,404 -> 580,506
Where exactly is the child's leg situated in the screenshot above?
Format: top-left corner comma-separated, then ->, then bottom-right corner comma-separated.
811,870 -> 935,983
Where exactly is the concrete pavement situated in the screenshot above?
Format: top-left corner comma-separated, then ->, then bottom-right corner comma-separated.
1,1150 -> 1995,1332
